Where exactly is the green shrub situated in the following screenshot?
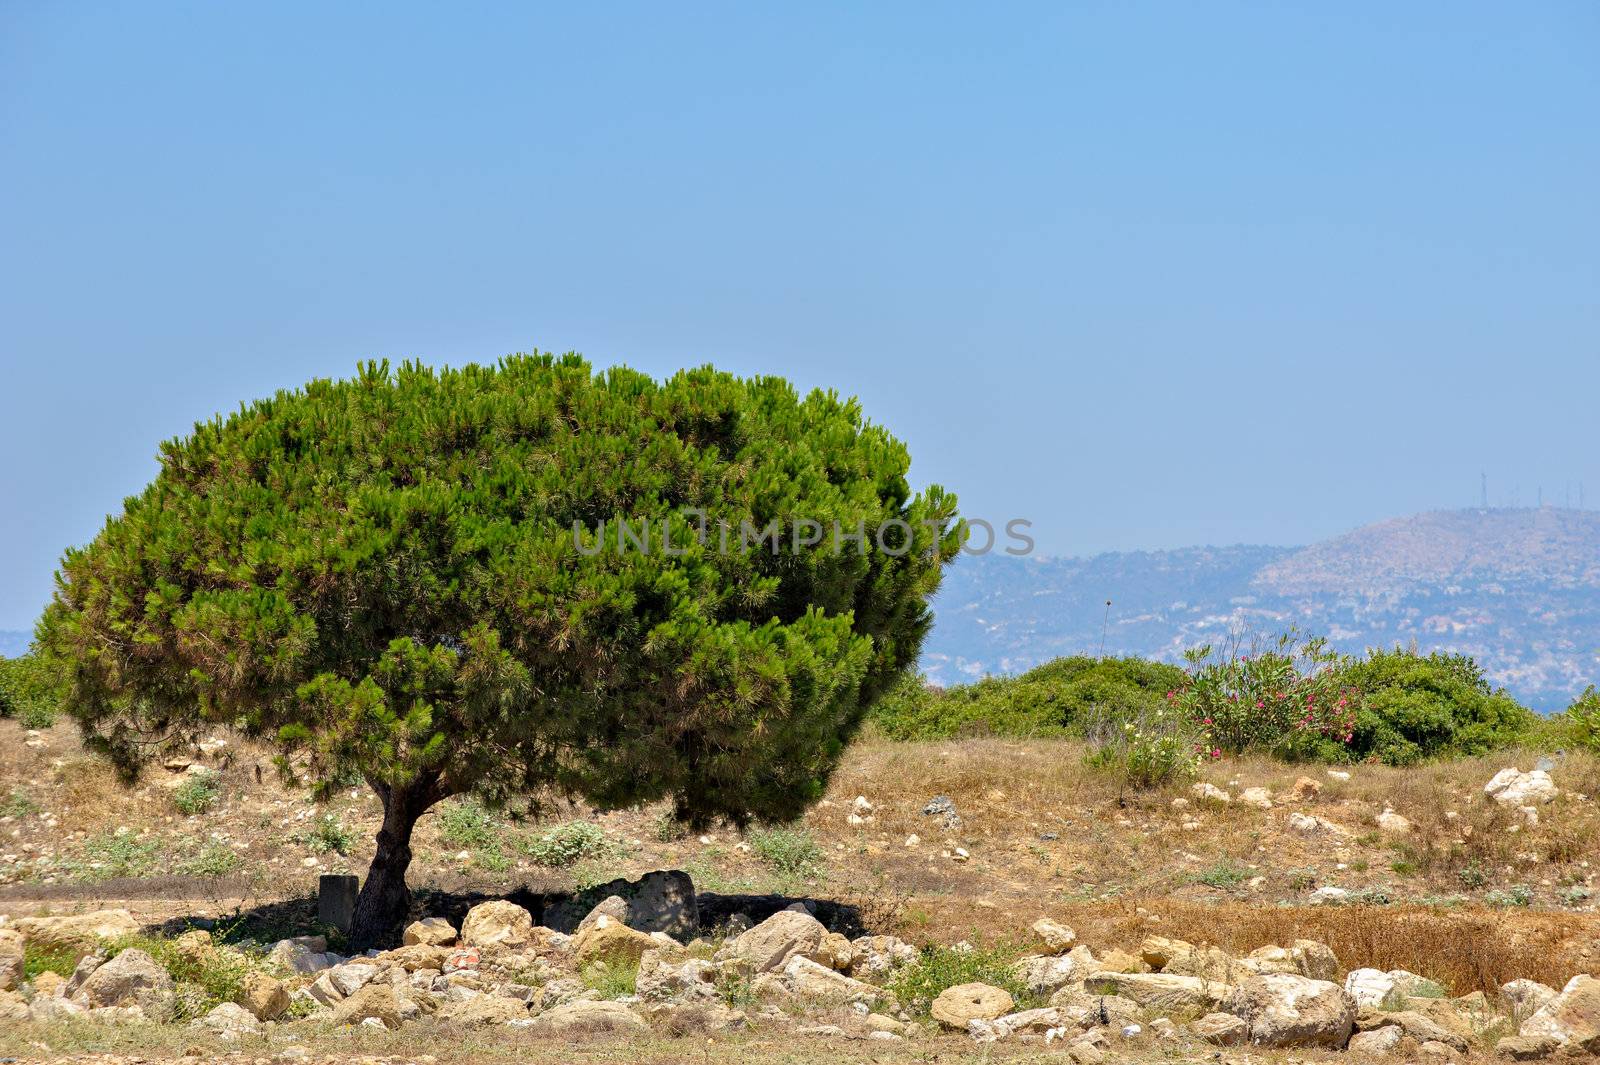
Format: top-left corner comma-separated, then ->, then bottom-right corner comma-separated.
1194,859 -> 1249,888
0,653 -> 62,729
871,656 -> 1186,740
579,957 -> 639,997
437,799 -> 501,849
300,814 -> 354,855
748,825 -> 823,879
887,943 -> 1033,1017
1566,687 -> 1600,753
172,770 -> 221,815
1337,649 -> 1537,765
1,789 -> 38,818
523,821 -> 611,867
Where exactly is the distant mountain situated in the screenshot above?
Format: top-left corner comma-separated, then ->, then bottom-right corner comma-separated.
921,508 -> 1600,711
0,631 -> 30,658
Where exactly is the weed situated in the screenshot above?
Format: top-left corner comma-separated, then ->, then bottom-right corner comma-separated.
106,933 -> 255,1019
1,788 -> 38,818
748,826 -> 823,880
437,799 -> 510,870
172,770 -> 221,815
299,814 -> 354,855
1194,860 -> 1249,889
523,820 -> 612,867
888,943 -> 1034,1017
176,840 -> 243,878
1485,885 -> 1534,909
579,957 -> 639,998
1458,862 -> 1490,889
23,943 -> 78,981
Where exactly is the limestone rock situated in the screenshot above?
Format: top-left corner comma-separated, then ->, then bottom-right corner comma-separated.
240,971 -> 289,1020
0,929 -> 23,991
330,982 -> 434,1028
1348,1024 -> 1403,1054
544,870 -> 698,939
402,917 -> 457,947
1485,768 -> 1559,806
1501,978 -> 1558,1019
73,948 -> 175,1020
715,909 -> 828,973
196,1001 -> 260,1039
778,954 -> 877,1002
572,916 -> 659,966
12,910 -> 139,960
1519,974 -> 1600,1054
438,993 -> 529,1025
459,900 -> 536,950
1032,918 -> 1077,954
0,989 -> 29,1023
1190,782 -> 1231,803
1225,972 -> 1355,1048
636,949 -> 720,1003
849,934 -> 917,976
1241,940 -> 1338,981
575,895 -> 630,936
1239,787 -> 1273,809
1013,952 -> 1081,994
931,982 -> 1014,1029
530,999 -> 648,1036
1191,1011 -> 1248,1045
1084,971 -> 1232,1012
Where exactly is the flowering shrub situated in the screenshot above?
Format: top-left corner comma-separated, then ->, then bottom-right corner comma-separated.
1084,696 -> 1205,790
1172,631 -> 1360,758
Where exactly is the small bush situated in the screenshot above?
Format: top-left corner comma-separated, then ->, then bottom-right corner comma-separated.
1195,859 -> 1250,889
1485,885 -> 1534,909
0,653 -> 62,728
300,814 -> 354,855
1083,699 -> 1204,790
1175,630 -> 1360,758
523,821 -> 611,867
106,933 -> 254,1019
1566,687 -> 1600,753
748,826 -> 823,879
437,798 -> 500,850
887,943 -> 1033,1017
172,770 -> 221,815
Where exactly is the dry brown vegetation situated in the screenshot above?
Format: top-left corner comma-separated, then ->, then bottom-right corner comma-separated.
4,721 -> 1599,998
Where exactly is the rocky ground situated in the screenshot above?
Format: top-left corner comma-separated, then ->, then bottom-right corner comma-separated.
3,718 -> 1600,1062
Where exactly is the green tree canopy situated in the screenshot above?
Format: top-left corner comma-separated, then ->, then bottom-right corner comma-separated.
40,354 -> 958,942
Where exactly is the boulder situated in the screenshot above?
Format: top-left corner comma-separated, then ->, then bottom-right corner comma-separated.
28,994 -> 86,1022
849,934 -> 917,976
1013,953 -> 1081,994
1084,971 -> 1232,1012
543,870 -> 698,939
636,950 -> 720,1003
1518,974 -> 1600,1054
777,954 -> 878,1002
1165,945 -> 1239,983
330,982 -> 434,1029
1239,787 -> 1273,809
437,994 -> 529,1025
1138,936 -> 1194,970
1288,776 -> 1323,801
0,989 -> 29,1023
1378,1009 -> 1470,1051
1348,1024 -> 1403,1054
0,929 -> 23,991
813,931 -> 854,971
240,971 -> 290,1020
196,1001 -> 260,1039
1190,782 -> 1231,803
1485,768 -> 1559,806
266,935 -> 336,973
1501,978 -> 1559,1019
12,910 -> 139,960
1050,987 -> 1140,1029
73,948 -> 175,1020
1190,1011 -> 1248,1045
1495,1033 -> 1562,1059
1345,967 -> 1401,1008
529,999 -> 648,1036
932,982 -> 1014,1029
326,961 -> 383,997
376,943 -> 450,972
1032,918 -> 1077,953
1226,973 -> 1355,1048
1241,940 -> 1338,981
572,916 -> 659,966
575,895 -> 630,936
459,900 -> 536,950
402,917 -> 457,947
1376,808 -> 1412,833
715,909 -> 828,973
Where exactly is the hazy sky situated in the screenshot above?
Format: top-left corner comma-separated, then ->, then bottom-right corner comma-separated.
2,2 -> 1597,631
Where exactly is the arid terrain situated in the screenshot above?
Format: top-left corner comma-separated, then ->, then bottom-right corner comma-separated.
3,717 -> 1600,1062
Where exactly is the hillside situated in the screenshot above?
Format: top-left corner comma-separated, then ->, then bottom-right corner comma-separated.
922,508 -> 1600,710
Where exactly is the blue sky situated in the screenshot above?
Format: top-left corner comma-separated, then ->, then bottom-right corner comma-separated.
1,2 -> 1597,631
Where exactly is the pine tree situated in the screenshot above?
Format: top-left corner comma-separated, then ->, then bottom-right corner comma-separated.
39,354 -> 959,944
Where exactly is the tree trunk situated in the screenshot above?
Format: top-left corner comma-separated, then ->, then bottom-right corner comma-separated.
348,773 -> 445,949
